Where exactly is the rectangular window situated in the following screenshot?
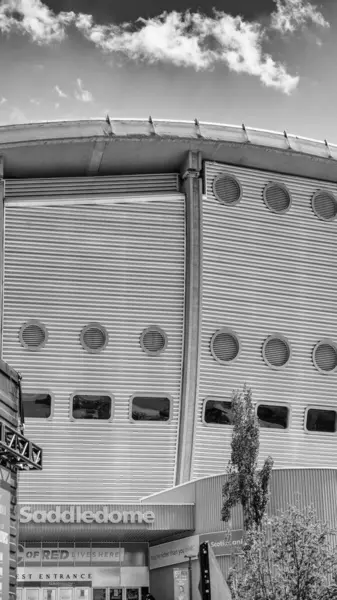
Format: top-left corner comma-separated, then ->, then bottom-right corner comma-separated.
204,399 -> 233,425
22,393 -> 52,418
306,408 -> 336,432
109,590 -> 123,600
58,590 -> 73,600
131,396 -> 170,421
72,395 -> 112,420
257,405 -> 289,429
93,591 -> 106,600
75,591 -> 90,600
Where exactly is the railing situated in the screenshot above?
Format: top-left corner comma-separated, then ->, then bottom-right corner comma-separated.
0,419 -> 42,471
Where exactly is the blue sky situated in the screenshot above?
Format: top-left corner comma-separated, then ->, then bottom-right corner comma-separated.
0,0 -> 335,142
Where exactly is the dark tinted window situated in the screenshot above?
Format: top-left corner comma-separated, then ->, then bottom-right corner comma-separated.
93,591 -> 106,600
204,400 -> 233,425
306,408 -> 336,432
72,395 -> 112,420
131,397 -> 170,421
22,393 -> 52,418
257,405 -> 288,429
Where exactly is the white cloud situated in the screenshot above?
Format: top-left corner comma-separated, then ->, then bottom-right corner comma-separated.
54,102 -> 60,109
0,97 -> 7,105
0,0 -> 75,44
0,0 -> 329,94
8,107 -> 27,124
54,84 -> 67,98
76,10 -> 299,94
74,78 -> 94,102
30,97 -> 40,105
271,0 -> 329,34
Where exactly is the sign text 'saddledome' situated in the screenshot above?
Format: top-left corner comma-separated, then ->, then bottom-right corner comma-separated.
20,506 -> 155,525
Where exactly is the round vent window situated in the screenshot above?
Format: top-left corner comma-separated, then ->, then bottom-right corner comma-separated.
80,323 -> 109,354
312,191 -> 337,221
313,339 -> 337,374
210,328 -> 241,364
140,326 -> 168,356
19,320 -> 48,351
262,335 -> 291,370
263,182 -> 291,214
213,174 -> 242,206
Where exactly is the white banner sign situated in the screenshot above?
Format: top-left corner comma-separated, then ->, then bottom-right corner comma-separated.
149,536 -> 199,570
17,567 -> 93,583
18,546 -> 124,566
17,567 -> 121,587
17,566 -> 149,588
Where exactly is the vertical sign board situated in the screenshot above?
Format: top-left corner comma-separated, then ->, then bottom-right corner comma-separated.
0,485 -> 10,600
173,568 -> 189,600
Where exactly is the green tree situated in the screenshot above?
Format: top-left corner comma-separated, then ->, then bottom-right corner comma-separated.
228,505 -> 337,600
221,385 -> 273,530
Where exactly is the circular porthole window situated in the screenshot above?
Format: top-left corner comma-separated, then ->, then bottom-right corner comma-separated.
312,339 -> 337,374
312,190 -> 337,221
19,320 -> 48,351
213,174 -> 242,206
262,334 -> 291,370
263,182 -> 291,214
140,325 -> 168,356
210,328 -> 241,364
80,323 -> 109,354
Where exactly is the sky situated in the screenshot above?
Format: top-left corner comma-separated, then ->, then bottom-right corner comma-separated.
0,0 -> 336,142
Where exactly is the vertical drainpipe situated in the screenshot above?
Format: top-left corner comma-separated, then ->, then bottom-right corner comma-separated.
0,156 -> 4,360
175,150 -> 203,485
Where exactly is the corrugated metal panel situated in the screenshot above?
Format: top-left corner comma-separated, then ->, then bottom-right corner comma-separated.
2,189 -> 185,503
194,469 -> 337,580
141,481 -> 197,504
216,555 -> 233,580
4,173 -> 179,198
192,160 -> 337,479
195,474 -> 243,533
193,469 -> 337,533
268,468 -> 337,529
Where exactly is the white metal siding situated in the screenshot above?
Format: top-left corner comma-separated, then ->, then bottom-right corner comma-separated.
2,177 -> 185,503
192,160 -> 337,478
5,174 -> 179,198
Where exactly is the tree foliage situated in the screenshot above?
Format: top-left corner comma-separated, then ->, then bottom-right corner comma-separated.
221,385 -> 273,530
228,505 -> 337,600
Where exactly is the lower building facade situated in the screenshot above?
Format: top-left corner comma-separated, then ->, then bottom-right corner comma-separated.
16,469 -> 337,600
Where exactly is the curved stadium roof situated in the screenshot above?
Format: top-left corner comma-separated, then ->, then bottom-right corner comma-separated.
0,118 -> 336,182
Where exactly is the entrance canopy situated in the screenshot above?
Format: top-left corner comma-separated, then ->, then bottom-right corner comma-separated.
18,503 -> 195,542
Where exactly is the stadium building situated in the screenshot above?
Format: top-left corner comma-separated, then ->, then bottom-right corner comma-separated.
0,118 -> 337,600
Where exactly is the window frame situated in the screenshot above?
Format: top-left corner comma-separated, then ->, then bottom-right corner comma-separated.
129,393 -> 173,424
256,401 -> 291,431
262,333 -> 292,371
263,181 -> 292,215
202,396 -> 234,427
140,325 -> 168,356
312,338 -> 337,375
210,327 -> 241,365
19,319 -> 48,352
312,189 -> 337,222
80,322 -> 109,354
21,389 -> 54,420
304,405 -> 337,435
212,173 -> 242,206
70,391 -> 114,422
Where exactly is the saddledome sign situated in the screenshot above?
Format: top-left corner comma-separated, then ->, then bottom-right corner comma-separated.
20,506 -> 156,525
